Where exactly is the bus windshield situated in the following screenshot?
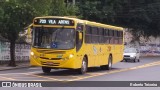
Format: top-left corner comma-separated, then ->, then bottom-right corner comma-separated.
32,27 -> 75,49
124,48 -> 137,53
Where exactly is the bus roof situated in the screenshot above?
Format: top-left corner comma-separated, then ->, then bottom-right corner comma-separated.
34,16 -> 124,31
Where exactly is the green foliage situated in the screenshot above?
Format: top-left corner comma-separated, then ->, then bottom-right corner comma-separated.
0,1 -> 36,41
0,7 -> 4,24
119,0 -> 160,38
0,0 -> 37,66
78,0 -> 160,38
49,0 -> 78,16
1,0 -> 160,65
0,0 -> 78,42
49,0 -> 67,16
15,0 -> 52,16
77,1 -> 101,21
0,0 -> 79,66
66,4 -> 79,16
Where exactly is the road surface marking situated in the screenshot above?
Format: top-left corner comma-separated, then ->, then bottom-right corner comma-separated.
0,61 -> 160,81
23,73 -> 63,81
67,69 -> 130,81
69,75 -> 81,78
29,67 -> 40,70
67,61 -> 160,81
0,76 -> 15,80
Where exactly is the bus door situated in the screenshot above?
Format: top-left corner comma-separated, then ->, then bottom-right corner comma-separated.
76,23 -> 83,52
76,23 -> 84,68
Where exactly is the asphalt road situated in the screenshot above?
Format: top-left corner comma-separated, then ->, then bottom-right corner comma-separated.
0,56 -> 160,90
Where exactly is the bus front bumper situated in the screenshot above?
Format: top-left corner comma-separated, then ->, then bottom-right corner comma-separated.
30,56 -> 82,69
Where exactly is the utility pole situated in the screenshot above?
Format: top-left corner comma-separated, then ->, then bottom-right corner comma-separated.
72,0 -> 75,5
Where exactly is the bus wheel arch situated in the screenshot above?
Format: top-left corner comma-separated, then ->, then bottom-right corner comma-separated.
108,54 -> 113,70
78,55 -> 88,74
100,53 -> 112,70
84,55 -> 88,66
109,54 -> 113,64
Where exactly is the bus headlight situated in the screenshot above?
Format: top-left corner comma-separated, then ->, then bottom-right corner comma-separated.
62,54 -> 74,60
31,52 -> 34,56
69,54 -> 74,58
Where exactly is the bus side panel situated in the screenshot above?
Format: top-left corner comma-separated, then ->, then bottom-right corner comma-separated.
103,45 -> 110,65
81,44 -> 95,67
112,45 -> 124,64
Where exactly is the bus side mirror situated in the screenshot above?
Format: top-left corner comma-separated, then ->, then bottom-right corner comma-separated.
79,33 -> 82,40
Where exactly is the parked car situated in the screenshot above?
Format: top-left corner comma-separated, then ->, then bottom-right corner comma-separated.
123,48 -> 140,62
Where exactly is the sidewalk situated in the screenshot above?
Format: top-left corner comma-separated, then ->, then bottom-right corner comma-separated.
0,62 -> 31,71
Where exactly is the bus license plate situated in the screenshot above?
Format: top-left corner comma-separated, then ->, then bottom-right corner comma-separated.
46,62 -> 54,65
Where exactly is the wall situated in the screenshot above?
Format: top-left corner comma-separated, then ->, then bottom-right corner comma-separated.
0,41 -> 30,62
124,30 -> 160,56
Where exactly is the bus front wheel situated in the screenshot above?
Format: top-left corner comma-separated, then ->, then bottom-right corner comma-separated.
78,57 -> 88,74
42,66 -> 51,73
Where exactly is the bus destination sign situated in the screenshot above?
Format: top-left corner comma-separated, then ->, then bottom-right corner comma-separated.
34,18 -> 74,26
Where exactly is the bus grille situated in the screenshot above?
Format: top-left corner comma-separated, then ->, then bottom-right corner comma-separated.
40,57 -> 62,60
41,62 -> 60,66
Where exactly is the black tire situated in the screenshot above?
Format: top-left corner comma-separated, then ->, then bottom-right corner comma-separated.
100,55 -> 112,70
78,57 -> 87,74
138,59 -> 140,62
42,67 -> 51,73
125,59 -> 128,62
133,58 -> 136,62
120,60 -> 124,62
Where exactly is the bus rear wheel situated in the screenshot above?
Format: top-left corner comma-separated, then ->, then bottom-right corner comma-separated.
42,67 -> 51,73
78,57 -> 87,74
100,55 -> 112,70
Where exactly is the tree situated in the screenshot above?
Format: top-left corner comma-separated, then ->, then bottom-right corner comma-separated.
77,0 -> 101,21
0,1 -> 36,66
15,0 -> 52,16
114,0 -> 160,39
77,0 -> 160,39
49,0 -> 78,16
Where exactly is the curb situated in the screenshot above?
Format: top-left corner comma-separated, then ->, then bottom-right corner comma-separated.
0,65 -> 31,71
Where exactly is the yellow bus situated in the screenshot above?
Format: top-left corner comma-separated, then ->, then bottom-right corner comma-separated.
30,16 -> 124,74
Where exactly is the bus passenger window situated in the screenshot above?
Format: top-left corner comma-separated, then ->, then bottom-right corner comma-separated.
85,25 -> 92,43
